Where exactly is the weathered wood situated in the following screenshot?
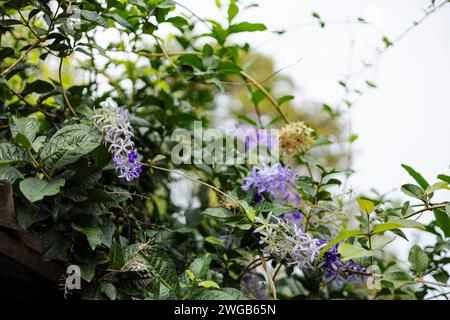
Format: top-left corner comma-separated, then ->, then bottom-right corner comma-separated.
0,180 -> 15,222
0,232 -> 63,282
0,180 -> 64,283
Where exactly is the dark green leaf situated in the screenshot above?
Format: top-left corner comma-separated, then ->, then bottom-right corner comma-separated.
0,142 -> 29,164
401,164 -> 429,189
0,164 -> 22,183
19,177 -> 65,203
10,116 -> 40,149
40,124 -> 102,176
21,80 -> 55,96
408,245 -> 429,276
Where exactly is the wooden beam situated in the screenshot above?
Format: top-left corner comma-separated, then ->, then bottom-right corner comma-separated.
0,180 -> 64,283
0,180 -> 15,222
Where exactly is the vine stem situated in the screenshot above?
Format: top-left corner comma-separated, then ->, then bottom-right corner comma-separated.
27,149 -> 51,180
153,36 -> 177,68
8,87 -> 55,117
259,249 -> 277,300
0,40 -> 42,77
240,70 -> 290,124
145,163 -> 237,203
404,204 -> 447,219
58,57 -> 77,117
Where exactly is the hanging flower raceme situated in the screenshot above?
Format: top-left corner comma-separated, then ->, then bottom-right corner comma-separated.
254,213 -> 325,269
279,121 -> 314,154
241,163 -> 301,204
92,100 -> 142,181
318,243 -> 368,286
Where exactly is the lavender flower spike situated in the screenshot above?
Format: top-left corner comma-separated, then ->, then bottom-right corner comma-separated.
92,99 -> 142,181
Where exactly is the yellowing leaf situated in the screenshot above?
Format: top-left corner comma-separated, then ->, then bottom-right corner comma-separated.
357,198 -> 374,215
198,280 -> 220,289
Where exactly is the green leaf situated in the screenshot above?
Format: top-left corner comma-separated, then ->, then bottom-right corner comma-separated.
0,142 -> 30,164
110,241 -> 125,270
20,177 -> 65,203
129,247 -> 179,294
237,114 -> 258,126
41,229 -> 69,261
79,261 -> 96,282
211,24 -> 228,44
338,242 -> 373,261
16,206 -> 49,229
32,136 -> 46,153
40,124 -> 102,176
366,80 -> 377,88
189,253 -> 213,279
401,184 -> 425,200
372,218 -> 424,234
191,288 -> 245,300
228,22 -> 267,34
228,2 -> 239,22
437,174 -> 450,184
0,164 -> 23,183
10,116 -> 40,149
277,95 -> 295,106
178,54 -> 204,70
408,245 -> 429,276
198,280 -> 220,289
0,19 -> 22,27
320,229 -> 364,255
0,47 -> 14,60
72,223 -> 103,250
100,282 -> 117,300
401,164 -> 429,189
21,80 -> 54,96
166,16 -> 188,29
383,270 -> 414,289
101,219 -> 116,248
370,234 -> 394,250
357,198 -> 374,215
434,208 -> 450,238
426,182 -> 449,194
103,13 -> 132,30
80,10 -> 108,27
201,207 -> 234,219
216,61 -> 241,75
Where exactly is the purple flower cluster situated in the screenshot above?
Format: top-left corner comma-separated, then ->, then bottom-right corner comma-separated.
92,100 -> 142,181
242,163 -> 301,204
319,243 -> 368,286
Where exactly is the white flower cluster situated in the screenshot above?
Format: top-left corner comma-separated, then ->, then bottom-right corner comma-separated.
254,213 -> 324,269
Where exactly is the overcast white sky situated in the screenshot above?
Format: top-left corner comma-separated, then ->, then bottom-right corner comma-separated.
178,0 -> 450,201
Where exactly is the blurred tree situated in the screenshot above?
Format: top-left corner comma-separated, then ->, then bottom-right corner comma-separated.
226,52 -> 350,167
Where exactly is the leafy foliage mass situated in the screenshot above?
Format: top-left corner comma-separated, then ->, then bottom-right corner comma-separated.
0,0 -> 449,300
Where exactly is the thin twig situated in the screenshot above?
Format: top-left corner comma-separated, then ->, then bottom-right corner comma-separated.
240,70 -> 290,124
0,40 -> 42,77
145,163 -> 236,203
58,57 -> 77,117
404,204 -> 447,219
259,250 -> 277,300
